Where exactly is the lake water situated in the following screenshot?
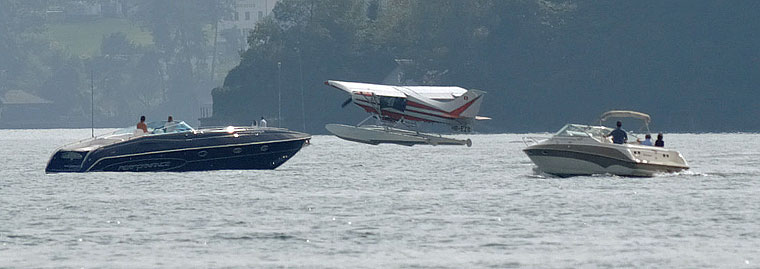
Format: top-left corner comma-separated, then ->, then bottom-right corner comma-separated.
1,129 -> 758,268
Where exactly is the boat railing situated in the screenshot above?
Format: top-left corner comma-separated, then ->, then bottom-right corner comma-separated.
522,136 -> 547,147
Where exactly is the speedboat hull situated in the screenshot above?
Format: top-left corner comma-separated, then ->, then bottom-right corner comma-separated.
46,127 -> 310,173
524,143 -> 688,177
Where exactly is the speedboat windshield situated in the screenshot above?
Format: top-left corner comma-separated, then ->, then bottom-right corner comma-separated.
555,124 -> 613,139
148,121 -> 194,134
109,120 -> 195,137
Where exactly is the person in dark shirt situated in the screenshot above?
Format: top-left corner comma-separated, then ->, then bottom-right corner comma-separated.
655,133 -> 665,147
606,121 -> 628,144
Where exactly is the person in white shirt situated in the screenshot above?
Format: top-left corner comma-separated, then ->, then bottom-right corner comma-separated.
259,116 -> 267,127
164,115 -> 176,132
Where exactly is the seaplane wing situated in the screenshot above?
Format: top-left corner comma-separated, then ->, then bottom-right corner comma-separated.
326,80 -> 406,98
401,86 -> 467,100
325,80 -> 488,124
326,80 -> 468,100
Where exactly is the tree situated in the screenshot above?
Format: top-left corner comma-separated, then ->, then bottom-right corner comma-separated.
217,0 -> 394,130
214,0 -> 760,132
130,0 -> 233,122
0,0 -> 50,92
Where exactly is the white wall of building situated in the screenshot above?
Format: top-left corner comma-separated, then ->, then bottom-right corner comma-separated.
219,0 -> 278,39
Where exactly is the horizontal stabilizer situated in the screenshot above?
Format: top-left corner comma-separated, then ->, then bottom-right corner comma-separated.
475,116 -> 491,120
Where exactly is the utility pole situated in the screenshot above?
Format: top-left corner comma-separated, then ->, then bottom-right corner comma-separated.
298,48 -> 305,132
277,61 -> 281,127
90,67 -> 94,138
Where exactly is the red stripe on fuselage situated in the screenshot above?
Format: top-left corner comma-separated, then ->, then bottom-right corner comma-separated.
405,106 -> 456,120
355,103 -> 379,114
406,101 -> 447,114
355,103 -> 435,122
449,95 -> 481,117
354,97 -> 474,123
406,96 -> 480,118
357,101 -> 453,122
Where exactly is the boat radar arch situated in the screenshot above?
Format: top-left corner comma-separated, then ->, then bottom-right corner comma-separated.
599,110 -> 652,135
600,110 -> 651,124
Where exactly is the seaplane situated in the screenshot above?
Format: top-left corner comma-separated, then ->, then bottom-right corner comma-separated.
324,80 -> 490,146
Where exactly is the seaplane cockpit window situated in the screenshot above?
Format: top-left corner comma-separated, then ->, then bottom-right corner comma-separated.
378,96 -> 407,112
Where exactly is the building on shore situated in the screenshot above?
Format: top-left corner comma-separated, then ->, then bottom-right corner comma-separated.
0,90 -> 56,128
217,0 -> 279,50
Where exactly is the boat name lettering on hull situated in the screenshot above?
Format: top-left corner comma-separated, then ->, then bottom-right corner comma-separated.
118,161 -> 172,171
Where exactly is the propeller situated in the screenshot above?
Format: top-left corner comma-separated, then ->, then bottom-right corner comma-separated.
341,97 -> 353,108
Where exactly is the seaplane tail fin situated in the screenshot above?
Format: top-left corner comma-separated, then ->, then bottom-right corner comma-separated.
444,89 -> 486,118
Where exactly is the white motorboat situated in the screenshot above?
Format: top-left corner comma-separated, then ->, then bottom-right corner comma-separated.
523,111 -> 689,177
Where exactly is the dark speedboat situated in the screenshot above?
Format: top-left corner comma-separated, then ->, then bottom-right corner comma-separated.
46,121 -> 311,173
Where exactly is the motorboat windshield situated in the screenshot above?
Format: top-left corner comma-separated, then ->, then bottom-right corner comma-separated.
554,124 -> 613,140
554,123 -> 650,144
148,121 -> 194,134
109,120 -> 195,137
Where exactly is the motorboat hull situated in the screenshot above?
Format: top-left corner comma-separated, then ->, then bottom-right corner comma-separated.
325,124 -> 472,146
46,127 -> 310,173
523,143 -> 688,177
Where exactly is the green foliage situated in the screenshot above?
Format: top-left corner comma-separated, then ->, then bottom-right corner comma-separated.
218,0 -> 395,128
129,0 -> 234,120
44,18 -> 153,57
0,0 -> 49,92
1,0 -> 236,127
216,0 -> 760,132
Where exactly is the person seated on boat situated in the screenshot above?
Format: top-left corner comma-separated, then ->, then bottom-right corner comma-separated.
259,116 -> 267,127
655,133 -> 665,147
605,121 -> 628,144
638,134 -> 653,146
164,115 -> 176,132
136,115 -> 148,134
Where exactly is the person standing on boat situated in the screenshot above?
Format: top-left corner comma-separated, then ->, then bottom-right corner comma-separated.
259,116 -> 267,127
655,133 -> 665,147
137,116 -> 148,133
606,121 -> 627,144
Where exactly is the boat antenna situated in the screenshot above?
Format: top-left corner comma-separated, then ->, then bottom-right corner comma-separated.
298,47 -> 305,132
90,67 -> 94,138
